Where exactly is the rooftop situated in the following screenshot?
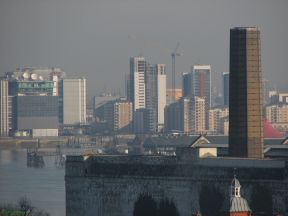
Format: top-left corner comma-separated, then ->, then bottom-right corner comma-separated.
232,27 -> 259,31
222,197 -> 251,213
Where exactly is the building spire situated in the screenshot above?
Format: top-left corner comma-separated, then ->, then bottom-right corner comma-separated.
230,175 -> 241,198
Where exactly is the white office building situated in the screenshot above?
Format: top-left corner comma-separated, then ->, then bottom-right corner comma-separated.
145,64 -> 166,131
0,80 -> 10,136
155,64 -> 166,130
60,78 -> 86,125
128,57 -> 146,111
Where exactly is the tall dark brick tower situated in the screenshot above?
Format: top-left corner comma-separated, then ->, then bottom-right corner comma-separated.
229,27 -> 263,158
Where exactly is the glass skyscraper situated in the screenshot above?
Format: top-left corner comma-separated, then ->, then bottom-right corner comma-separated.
192,65 -> 211,129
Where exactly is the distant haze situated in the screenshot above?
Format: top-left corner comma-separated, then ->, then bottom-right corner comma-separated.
0,0 -> 287,96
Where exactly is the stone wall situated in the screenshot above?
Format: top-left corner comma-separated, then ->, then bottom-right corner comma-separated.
65,155 -> 288,216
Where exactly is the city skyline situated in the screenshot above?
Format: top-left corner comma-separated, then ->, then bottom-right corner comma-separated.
0,0 -> 287,96
0,1 -> 288,215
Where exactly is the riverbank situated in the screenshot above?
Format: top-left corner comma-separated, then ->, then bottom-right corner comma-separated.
0,137 -> 69,150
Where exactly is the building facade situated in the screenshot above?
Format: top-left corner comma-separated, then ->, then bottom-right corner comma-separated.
182,72 -> 192,98
103,99 -> 133,133
59,78 -> 86,125
164,98 -> 190,133
128,57 -> 146,111
180,97 -> 191,133
164,101 -> 182,133
164,97 -> 206,134
133,108 -> 152,134
13,96 -> 59,136
4,67 -> 65,136
222,72 -> 229,106
191,96 -> 206,134
266,105 -> 288,124
209,107 -> 229,134
5,67 -> 65,96
66,153 -> 288,216
113,100 -> 133,133
93,94 -> 119,122
192,65 -> 211,129
0,80 -> 10,136
191,65 -> 211,109
229,27 -> 263,158
145,64 -> 166,132
128,57 -> 166,133
155,64 -> 166,131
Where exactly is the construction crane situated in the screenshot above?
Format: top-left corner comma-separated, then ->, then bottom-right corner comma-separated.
171,42 -> 182,103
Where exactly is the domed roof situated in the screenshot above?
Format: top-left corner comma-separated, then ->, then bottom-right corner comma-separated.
223,176 -> 251,213
231,177 -> 241,188
222,196 -> 251,212
229,197 -> 251,212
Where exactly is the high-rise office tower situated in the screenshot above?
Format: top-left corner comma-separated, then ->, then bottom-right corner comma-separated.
229,27 -> 263,158
222,72 -> 229,106
190,96 -> 206,134
164,101 -> 181,132
180,97 -> 191,133
192,65 -> 211,108
133,108 -> 152,134
164,97 -> 191,133
59,78 -> 86,125
155,64 -> 166,131
192,65 -> 211,129
0,79 -> 10,136
128,57 -> 146,111
129,57 -> 166,133
145,64 -> 166,131
182,72 -> 192,97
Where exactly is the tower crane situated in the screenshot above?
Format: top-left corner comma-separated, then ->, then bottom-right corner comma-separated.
171,43 -> 182,103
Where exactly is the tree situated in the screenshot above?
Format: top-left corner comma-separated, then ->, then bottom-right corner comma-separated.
133,194 -> 158,216
18,196 -> 34,216
157,199 -> 179,216
33,210 -> 50,216
199,184 -> 224,216
0,196 -> 50,216
250,184 -> 272,216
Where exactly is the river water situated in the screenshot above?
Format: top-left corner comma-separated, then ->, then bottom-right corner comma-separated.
0,149 -> 65,216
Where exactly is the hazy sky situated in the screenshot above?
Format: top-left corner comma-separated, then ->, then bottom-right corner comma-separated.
0,0 -> 287,96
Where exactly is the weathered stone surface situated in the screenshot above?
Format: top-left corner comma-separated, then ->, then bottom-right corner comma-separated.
65,155 -> 288,216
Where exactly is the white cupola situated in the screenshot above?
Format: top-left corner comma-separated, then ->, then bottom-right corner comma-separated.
230,175 -> 241,198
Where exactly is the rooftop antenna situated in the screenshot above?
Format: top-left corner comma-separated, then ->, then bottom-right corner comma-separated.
233,168 -> 237,178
